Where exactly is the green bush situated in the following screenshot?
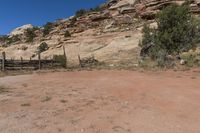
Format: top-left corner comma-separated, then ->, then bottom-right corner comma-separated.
0,35 -> 20,46
43,22 -> 54,36
11,35 -> 21,43
89,6 -> 101,12
69,17 -> 77,27
64,30 -> 71,37
180,51 -> 200,67
75,6 -> 101,18
0,86 -> 9,94
140,4 -> 200,66
0,35 -> 9,42
53,55 -> 66,67
71,6 -> 101,27
38,42 -> 49,53
75,9 -> 87,17
25,27 -> 38,42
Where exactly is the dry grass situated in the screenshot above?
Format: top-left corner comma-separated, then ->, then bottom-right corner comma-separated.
0,85 -> 10,94
41,96 -> 52,102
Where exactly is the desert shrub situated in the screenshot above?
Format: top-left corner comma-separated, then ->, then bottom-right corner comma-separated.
138,57 -> 157,68
155,49 -> 167,67
140,4 -> 200,66
140,24 -> 156,57
0,35 -> 9,42
0,86 -> 9,94
75,9 -> 87,17
43,22 -> 54,36
38,42 -> 49,53
68,17 -> 77,27
64,30 -> 71,37
53,55 -> 66,67
11,35 -> 21,43
75,6 -> 101,18
0,36 -> 11,47
180,51 -> 200,67
89,6 -> 101,12
25,27 -> 38,42
0,35 -> 20,46
21,45 -> 28,51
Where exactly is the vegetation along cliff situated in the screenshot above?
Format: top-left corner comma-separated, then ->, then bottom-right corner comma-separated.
1,0 -> 200,68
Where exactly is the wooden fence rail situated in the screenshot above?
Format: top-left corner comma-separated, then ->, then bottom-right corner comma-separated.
0,45 -> 68,71
0,45 -> 99,71
0,59 -> 64,70
0,52 -> 66,71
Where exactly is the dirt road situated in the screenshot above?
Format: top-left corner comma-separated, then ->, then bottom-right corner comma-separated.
0,70 -> 200,133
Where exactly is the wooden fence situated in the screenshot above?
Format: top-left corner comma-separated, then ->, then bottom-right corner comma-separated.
0,45 -> 100,71
0,53 -> 66,71
0,46 -> 67,71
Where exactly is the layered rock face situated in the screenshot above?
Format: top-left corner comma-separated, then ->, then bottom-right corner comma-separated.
107,0 -> 200,19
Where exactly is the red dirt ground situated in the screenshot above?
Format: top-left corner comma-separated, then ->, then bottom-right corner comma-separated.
0,69 -> 200,133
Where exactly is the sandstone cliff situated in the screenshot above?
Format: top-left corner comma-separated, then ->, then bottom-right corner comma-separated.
0,0 -> 199,67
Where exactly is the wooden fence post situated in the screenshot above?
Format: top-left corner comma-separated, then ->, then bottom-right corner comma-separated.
38,52 -> 41,70
21,57 -> 23,69
63,45 -> 67,68
78,54 -> 82,68
51,56 -> 54,68
2,52 -> 6,71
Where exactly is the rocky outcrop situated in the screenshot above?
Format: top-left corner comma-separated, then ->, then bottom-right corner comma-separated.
109,0 -> 131,10
120,6 -> 135,14
106,0 -> 200,20
10,24 -> 33,36
2,0 -> 200,67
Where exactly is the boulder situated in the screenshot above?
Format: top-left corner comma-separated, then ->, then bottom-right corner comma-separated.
180,59 -> 186,65
107,0 -> 118,7
109,0 -> 131,10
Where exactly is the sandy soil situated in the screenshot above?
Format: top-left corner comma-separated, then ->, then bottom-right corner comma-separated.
0,69 -> 200,133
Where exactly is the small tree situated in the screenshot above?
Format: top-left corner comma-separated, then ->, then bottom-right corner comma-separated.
25,27 -> 38,42
43,22 -> 54,36
0,35 -> 21,47
64,30 -> 71,37
38,42 -> 49,53
6,35 -> 20,45
155,4 -> 198,54
69,17 -> 77,27
10,35 -> 21,43
75,9 -> 87,17
53,55 -> 66,67
89,6 -> 101,12
140,4 -> 200,60
0,35 -> 9,42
